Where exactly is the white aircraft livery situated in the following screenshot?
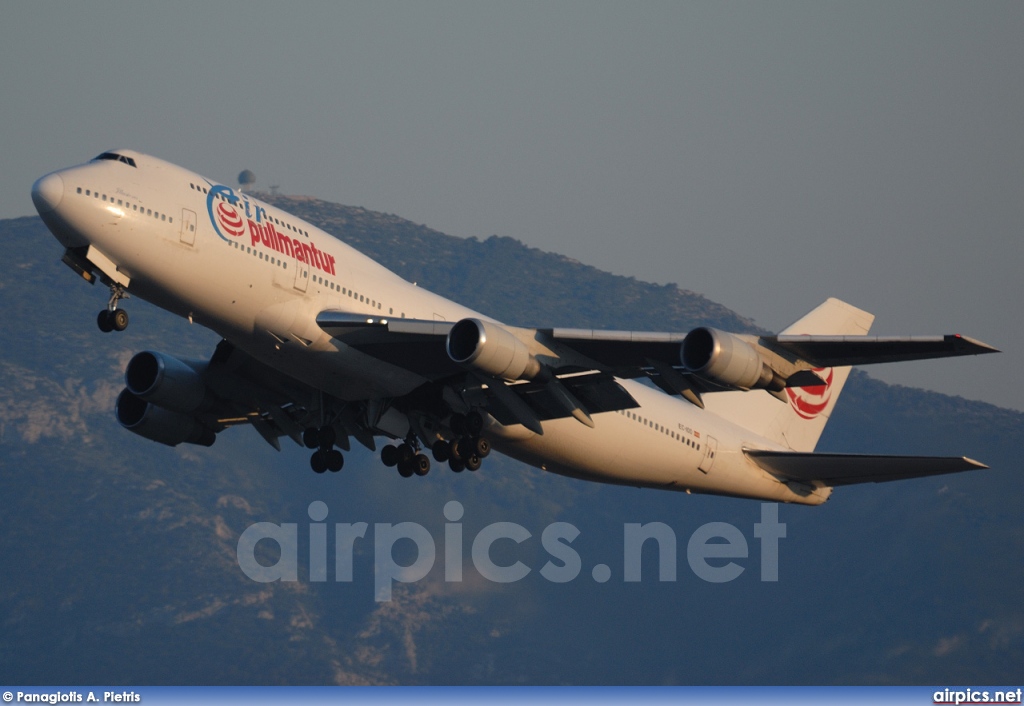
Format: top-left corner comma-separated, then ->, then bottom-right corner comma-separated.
31,150 -> 998,505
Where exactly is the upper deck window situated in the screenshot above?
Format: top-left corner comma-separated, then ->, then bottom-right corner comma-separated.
92,152 -> 137,168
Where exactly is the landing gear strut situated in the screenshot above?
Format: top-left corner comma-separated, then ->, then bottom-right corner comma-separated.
97,284 -> 129,333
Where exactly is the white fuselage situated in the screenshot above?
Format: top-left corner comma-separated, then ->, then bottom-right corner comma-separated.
34,151 -> 828,505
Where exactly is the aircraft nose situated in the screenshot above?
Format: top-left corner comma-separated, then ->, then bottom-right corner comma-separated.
31,172 -> 64,214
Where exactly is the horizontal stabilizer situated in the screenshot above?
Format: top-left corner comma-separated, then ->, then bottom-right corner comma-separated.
745,449 -> 988,486
765,334 -> 998,366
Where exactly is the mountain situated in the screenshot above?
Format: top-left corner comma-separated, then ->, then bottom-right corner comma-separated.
1,203 -> 1021,685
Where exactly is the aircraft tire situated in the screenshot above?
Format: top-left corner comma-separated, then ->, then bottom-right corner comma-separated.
450,413 -> 467,436
327,450 -> 344,472
473,436 -> 490,458
97,310 -> 114,333
465,454 -> 482,472
414,454 -> 431,476
397,460 -> 415,478
466,411 -> 484,436
112,309 -> 129,331
318,425 -> 336,451
397,443 -> 414,465
303,428 -> 319,449
432,439 -> 450,462
310,451 -> 327,474
448,457 -> 465,473
381,445 -> 399,467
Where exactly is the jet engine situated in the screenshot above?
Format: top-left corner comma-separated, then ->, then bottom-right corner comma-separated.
681,327 -> 781,391
447,318 -> 542,381
124,350 -> 207,413
115,389 -> 215,447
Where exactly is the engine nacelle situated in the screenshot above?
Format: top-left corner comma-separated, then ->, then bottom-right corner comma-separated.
447,318 -> 542,381
124,351 -> 207,414
681,327 -> 777,390
116,389 -> 216,447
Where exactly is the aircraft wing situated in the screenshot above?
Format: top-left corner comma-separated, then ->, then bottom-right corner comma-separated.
316,310 -> 998,415
744,449 -> 988,486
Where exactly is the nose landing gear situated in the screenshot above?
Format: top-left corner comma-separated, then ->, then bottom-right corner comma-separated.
97,284 -> 130,333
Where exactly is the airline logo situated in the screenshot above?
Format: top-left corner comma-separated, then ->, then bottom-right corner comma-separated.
206,184 -> 336,275
785,367 -> 833,419
214,201 -> 246,238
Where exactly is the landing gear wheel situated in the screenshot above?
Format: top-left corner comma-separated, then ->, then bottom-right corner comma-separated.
317,426 -> 336,451
431,439 -> 450,462
97,310 -> 114,333
111,309 -> 129,331
397,460 -> 415,478
303,428 -> 319,449
413,454 -> 431,476
450,413 -> 467,436
448,457 -> 465,473
465,411 -> 484,436
381,445 -> 400,467
472,436 -> 491,458
397,443 -> 414,465
327,450 -> 344,472
465,454 -> 482,471
310,450 -> 328,473
448,438 -> 463,461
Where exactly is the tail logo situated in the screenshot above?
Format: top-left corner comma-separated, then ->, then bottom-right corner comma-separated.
785,367 -> 833,419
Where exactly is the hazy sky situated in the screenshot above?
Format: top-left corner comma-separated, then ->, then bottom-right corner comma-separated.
3,2 -> 1021,409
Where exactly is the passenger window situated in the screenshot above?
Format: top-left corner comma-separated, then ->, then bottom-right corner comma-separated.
77,187 -> 82,194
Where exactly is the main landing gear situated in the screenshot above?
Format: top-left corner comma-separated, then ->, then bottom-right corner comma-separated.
97,284 -> 130,333
439,411 -> 490,473
381,411 -> 491,478
380,437 -> 431,478
304,425 -> 344,474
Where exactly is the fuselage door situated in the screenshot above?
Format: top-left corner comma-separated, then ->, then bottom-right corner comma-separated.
698,435 -> 718,473
180,208 -> 197,246
293,253 -> 310,293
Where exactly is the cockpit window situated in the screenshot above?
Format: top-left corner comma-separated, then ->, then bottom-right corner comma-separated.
92,152 -> 137,167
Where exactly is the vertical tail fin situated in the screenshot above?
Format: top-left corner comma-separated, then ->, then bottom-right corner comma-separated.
702,298 -> 874,452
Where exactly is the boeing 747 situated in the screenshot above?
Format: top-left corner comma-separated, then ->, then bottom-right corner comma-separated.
30,150 -> 998,505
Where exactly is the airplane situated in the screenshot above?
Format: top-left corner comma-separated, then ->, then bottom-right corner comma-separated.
30,149 -> 998,506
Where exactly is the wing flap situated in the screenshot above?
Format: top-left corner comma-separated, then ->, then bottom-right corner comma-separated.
745,449 -> 988,486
